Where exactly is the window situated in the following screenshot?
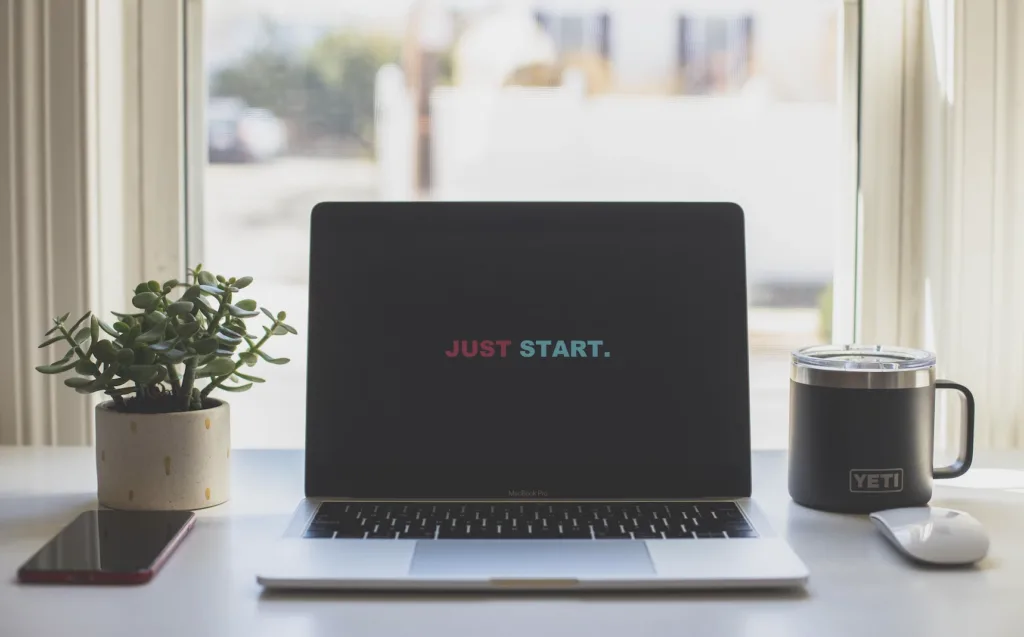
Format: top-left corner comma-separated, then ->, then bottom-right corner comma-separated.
198,0 -> 853,449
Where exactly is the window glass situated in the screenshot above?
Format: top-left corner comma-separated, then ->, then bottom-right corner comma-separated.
202,0 -> 845,449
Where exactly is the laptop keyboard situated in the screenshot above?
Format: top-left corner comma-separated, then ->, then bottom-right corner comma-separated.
302,501 -> 757,539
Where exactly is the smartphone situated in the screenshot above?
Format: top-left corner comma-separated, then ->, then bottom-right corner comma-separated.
17,510 -> 196,585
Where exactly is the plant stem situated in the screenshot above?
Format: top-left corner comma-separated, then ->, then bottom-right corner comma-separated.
59,325 -> 94,369
166,363 -> 181,394
180,360 -> 197,410
200,361 -> 244,399
206,290 -> 231,337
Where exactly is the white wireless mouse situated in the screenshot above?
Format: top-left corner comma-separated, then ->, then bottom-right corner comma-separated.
870,507 -> 990,565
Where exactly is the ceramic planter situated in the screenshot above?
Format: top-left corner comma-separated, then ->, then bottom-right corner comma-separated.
95,399 -> 231,510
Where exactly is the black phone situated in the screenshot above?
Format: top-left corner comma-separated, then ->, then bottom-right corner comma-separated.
17,510 -> 196,584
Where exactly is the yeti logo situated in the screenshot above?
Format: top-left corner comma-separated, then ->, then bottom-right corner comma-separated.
850,469 -> 904,493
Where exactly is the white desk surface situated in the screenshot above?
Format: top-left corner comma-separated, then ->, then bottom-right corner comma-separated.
2,447 -> 1023,637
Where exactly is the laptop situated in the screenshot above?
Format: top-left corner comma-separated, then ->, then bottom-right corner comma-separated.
256,202 -> 809,591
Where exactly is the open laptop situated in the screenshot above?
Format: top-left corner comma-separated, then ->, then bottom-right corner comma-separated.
256,202 -> 809,591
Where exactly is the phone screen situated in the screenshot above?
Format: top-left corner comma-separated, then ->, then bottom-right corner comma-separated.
18,510 -> 195,582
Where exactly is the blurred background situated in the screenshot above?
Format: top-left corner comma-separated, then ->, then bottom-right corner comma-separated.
201,0 -> 844,448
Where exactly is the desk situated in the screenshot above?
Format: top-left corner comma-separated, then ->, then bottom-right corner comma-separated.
1,448 -> 1023,637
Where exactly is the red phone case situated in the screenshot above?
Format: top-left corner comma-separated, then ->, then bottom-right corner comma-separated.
17,515 -> 196,585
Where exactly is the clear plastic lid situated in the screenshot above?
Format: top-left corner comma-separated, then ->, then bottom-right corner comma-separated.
792,344 -> 935,371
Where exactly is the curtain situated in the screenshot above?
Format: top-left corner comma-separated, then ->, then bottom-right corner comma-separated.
0,0 -> 93,445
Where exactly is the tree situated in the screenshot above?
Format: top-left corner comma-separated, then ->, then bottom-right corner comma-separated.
210,20 -> 401,154
304,32 -> 401,149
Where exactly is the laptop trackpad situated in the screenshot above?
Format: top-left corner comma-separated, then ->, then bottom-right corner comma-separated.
410,541 -> 655,577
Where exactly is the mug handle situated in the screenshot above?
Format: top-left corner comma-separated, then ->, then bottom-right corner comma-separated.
932,380 -> 975,479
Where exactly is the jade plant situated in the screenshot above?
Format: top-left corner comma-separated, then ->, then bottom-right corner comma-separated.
35,265 -> 296,413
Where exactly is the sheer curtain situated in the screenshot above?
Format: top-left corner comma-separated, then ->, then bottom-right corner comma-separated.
923,0 -> 1024,450
0,0 -> 93,445
886,0 -> 1024,451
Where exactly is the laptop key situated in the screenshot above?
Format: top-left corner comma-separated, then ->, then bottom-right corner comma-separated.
306,502 -> 755,540
696,531 -> 727,539
630,528 -> 660,539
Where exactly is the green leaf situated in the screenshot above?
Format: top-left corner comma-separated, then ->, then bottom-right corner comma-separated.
98,319 -> 119,338
122,364 -> 165,384
235,299 -> 257,311
270,325 -> 288,336
135,346 -> 157,365
276,311 -> 287,321
38,334 -> 64,348
166,301 -> 194,316
173,321 -> 198,339
36,359 -> 78,374
74,327 -> 91,344
196,358 -> 236,378
238,351 -> 258,367
197,270 -> 216,285
57,311 -> 71,323
181,285 -> 201,302
68,311 -> 92,334
227,304 -> 259,319
160,349 -> 187,363
234,371 -> 265,383
219,326 -> 242,338
218,382 -> 253,393
193,338 -> 218,355
147,311 -> 168,324
199,284 -> 223,296
75,359 -> 99,376
75,382 -> 111,395
215,331 -> 242,345
112,311 -> 144,320
90,316 -> 100,344
118,323 -> 142,346
147,280 -> 161,293
281,323 -> 298,335
260,307 -> 275,321
234,276 -> 253,289
64,376 -> 93,389
255,350 -> 290,365
135,322 -> 167,344
150,340 -> 176,352
134,282 -> 149,295
215,348 -> 235,357
44,324 -> 61,336
163,278 -> 180,289
103,385 -> 136,396
194,296 -> 216,314
196,353 -> 217,367
92,339 -> 118,364
112,321 -> 129,333
115,347 -> 135,365
131,292 -> 159,310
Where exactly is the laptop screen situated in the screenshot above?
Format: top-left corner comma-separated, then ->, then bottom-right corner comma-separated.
305,203 -> 751,498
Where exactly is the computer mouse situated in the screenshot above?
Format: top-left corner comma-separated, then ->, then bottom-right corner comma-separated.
869,507 -> 989,565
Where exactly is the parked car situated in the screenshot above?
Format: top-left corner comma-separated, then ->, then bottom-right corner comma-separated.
208,98 -> 287,163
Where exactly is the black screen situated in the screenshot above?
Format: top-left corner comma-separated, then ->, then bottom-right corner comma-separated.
18,510 -> 194,574
306,203 -> 751,498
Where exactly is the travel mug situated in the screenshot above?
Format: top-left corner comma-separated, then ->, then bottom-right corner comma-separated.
788,345 -> 975,513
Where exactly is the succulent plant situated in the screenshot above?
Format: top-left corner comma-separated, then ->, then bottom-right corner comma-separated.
35,265 -> 296,412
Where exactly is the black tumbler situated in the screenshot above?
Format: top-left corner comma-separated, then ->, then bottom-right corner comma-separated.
789,345 -> 975,513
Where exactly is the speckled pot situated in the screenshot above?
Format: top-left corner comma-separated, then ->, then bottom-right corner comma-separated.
95,399 -> 231,510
